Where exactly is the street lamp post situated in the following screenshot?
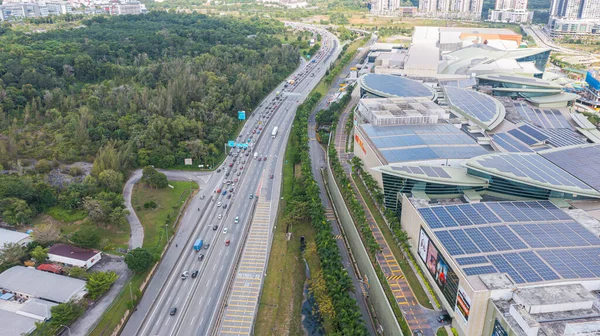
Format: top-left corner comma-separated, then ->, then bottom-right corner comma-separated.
60,325 -> 71,336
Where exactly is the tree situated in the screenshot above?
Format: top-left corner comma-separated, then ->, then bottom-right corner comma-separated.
0,242 -> 26,264
68,267 -> 88,279
70,227 -> 100,248
141,166 -> 168,188
125,248 -> 154,273
35,159 -> 53,174
49,301 -> 84,326
83,197 -> 106,224
32,223 -> 61,245
98,169 -> 124,193
0,198 -> 34,226
91,142 -> 123,177
86,271 -> 118,300
30,246 -> 49,263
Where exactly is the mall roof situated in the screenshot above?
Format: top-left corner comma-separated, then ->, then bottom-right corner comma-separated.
417,200 -> 600,285
374,164 -> 488,187
477,74 -> 562,89
357,74 -> 436,99
443,86 -> 506,130
0,266 -> 86,303
514,101 -> 573,129
360,123 -> 488,164
464,150 -> 600,198
525,92 -> 580,105
540,144 -> 600,193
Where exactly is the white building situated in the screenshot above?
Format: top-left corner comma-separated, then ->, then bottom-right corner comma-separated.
48,243 -> 102,269
548,0 -> 600,35
0,266 -> 87,303
489,0 -> 532,23
418,0 -> 484,20
0,228 -> 31,249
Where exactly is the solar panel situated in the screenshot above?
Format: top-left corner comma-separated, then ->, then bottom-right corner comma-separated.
542,145 -> 600,193
418,208 -> 444,229
446,206 -> 473,226
456,256 -> 488,265
510,225 -> 546,248
540,128 -> 588,147
472,203 -> 500,223
362,74 -> 435,98
492,133 -> 533,153
431,207 -> 458,227
487,203 -> 517,222
508,129 -> 539,145
456,205 -> 487,225
435,231 -> 464,255
479,227 -> 512,251
449,230 -> 480,254
519,251 -> 560,281
463,265 -> 497,276
445,86 -> 499,124
537,250 -> 579,279
464,228 -> 497,253
518,124 -> 549,142
493,226 -> 528,250
431,167 -> 451,178
503,253 -> 543,282
488,254 -> 525,283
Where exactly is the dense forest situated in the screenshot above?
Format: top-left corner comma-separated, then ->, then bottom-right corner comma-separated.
0,12 -> 300,169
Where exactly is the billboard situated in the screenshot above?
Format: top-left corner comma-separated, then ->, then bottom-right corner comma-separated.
418,228 -> 430,263
418,228 -> 459,305
455,285 -> 471,325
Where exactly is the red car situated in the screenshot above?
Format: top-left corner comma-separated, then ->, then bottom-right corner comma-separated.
225,239 -> 230,246
229,163 -> 233,167
216,188 -> 221,193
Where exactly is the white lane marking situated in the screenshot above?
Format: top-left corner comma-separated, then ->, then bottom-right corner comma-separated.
163,318 -> 170,326
200,316 -> 205,326
174,297 -> 179,305
198,296 -> 205,306
190,316 -> 196,326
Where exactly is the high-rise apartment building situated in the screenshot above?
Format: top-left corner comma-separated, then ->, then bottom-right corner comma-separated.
488,0 -> 532,23
369,0 -> 416,15
548,0 -> 600,35
418,0 -> 483,20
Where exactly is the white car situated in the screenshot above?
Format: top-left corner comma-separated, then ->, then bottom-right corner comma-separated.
234,216 -> 239,224
223,228 -> 228,234
218,214 -> 223,220
217,202 -> 222,207
181,271 -> 189,280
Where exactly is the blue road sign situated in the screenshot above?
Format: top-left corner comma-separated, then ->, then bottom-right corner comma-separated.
238,111 -> 246,120
228,140 -> 235,147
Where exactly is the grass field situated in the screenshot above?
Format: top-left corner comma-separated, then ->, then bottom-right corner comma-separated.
353,174 -> 435,309
89,180 -> 196,336
437,326 -> 449,336
131,180 -> 197,253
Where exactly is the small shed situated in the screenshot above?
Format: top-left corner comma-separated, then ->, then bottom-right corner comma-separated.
36,264 -> 63,274
48,243 -> 101,269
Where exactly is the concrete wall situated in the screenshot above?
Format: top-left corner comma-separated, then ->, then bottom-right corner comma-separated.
325,164 -> 403,335
353,125 -> 384,187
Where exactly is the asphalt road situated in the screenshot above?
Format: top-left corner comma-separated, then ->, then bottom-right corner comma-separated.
123,24 -> 340,336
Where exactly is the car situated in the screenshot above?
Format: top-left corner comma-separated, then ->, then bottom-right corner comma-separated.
226,180 -> 231,185
263,156 -> 267,161
237,172 -> 241,176
198,254 -> 204,261
204,243 -> 210,249
216,188 -> 221,193
170,307 -> 177,316
225,172 -> 230,177
216,168 -> 221,173
234,178 -> 238,182
259,127 -> 263,130
217,202 -> 222,207
270,174 -> 274,179
181,271 -> 189,280
223,228 -> 228,234
229,188 -> 234,192
200,194 -> 205,199
252,130 -> 256,134
240,167 -> 243,170
235,216 -> 239,223
218,214 -> 223,220
191,270 -> 199,278
227,194 -> 232,199
213,224 -> 218,230
225,239 -> 230,246
257,131 -> 261,134
222,191 -> 227,195
258,157 -> 262,162
437,314 -> 451,323
223,204 -> 228,209
229,163 -> 233,167
249,194 -> 254,199
245,153 -> 249,156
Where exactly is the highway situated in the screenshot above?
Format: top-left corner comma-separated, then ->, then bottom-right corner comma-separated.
123,23 -> 340,336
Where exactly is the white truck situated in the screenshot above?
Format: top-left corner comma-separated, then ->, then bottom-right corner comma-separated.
271,126 -> 278,139
254,152 -> 258,159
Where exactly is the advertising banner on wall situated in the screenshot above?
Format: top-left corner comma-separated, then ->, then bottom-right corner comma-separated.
455,285 -> 472,325
492,320 -> 508,336
418,228 -> 460,306
418,228 -> 430,263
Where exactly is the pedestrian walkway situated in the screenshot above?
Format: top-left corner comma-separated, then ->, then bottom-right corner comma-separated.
334,93 -> 436,336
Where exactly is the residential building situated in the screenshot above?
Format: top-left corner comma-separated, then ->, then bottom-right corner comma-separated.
48,243 -> 102,269
548,0 -> 600,35
369,0 -> 417,16
418,0 -> 484,20
0,228 -> 31,249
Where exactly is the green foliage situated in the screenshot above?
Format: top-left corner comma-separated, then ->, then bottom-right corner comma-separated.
0,242 -> 26,264
32,223 -> 61,245
125,247 -> 154,273
68,266 -> 89,279
0,197 -> 34,226
98,169 -> 124,193
47,206 -> 87,222
288,90 -> 369,334
35,159 -> 53,174
86,271 -> 118,300
582,112 -> 600,126
83,191 -> 128,228
31,301 -> 85,335
143,201 -> 157,209
141,166 -> 168,189
30,246 -> 49,263
70,227 -> 100,248
0,12 -> 299,168
315,86 -> 353,126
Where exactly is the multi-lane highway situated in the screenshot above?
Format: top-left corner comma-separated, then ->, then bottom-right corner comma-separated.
122,23 -> 340,336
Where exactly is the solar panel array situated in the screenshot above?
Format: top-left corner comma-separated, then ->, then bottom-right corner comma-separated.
492,133 -> 534,153
474,153 -> 594,191
515,102 -> 572,129
361,124 -> 488,164
539,128 -> 588,147
390,165 -> 451,178
445,86 -> 499,123
362,74 -> 435,98
418,201 -> 600,284
542,145 -> 600,193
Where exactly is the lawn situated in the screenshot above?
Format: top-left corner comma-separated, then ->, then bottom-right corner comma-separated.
255,131 -> 310,335
131,180 -> 198,253
88,180 -> 196,336
437,327 -> 449,336
353,174 -> 435,309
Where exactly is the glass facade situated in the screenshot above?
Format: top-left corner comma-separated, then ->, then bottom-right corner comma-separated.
515,50 -> 551,73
